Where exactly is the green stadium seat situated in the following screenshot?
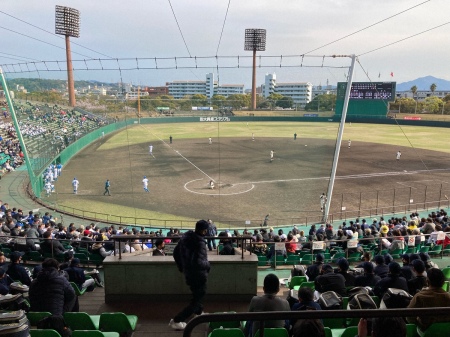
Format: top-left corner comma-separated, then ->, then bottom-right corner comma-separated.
254,328 -> 288,337
209,328 -> 245,337
72,331 -> 119,337
30,329 -> 62,337
428,245 -> 442,259
208,312 -> 242,332
27,312 -> 52,327
70,282 -> 87,296
287,276 -> 307,290
99,312 -> 138,336
417,322 -> 450,337
64,312 -> 100,330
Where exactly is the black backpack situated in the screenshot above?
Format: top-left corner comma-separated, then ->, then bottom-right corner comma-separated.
319,291 -> 343,310
380,288 -> 413,309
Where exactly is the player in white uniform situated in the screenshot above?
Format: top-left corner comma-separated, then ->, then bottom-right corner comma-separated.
44,181 -> 52,197
270,150 -> 275,162
149,145 -> 154,157
209,137 -> 212,145
143,176 -> 149,192
72,177 -> 79,194
396,151 -> 401,160
348,139 -> 351,148
209,180 -> 215,189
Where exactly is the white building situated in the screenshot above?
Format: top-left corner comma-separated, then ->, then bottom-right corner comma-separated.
261,73 -> 312,107
396,90 -> 450,101
168,73 -> 244,99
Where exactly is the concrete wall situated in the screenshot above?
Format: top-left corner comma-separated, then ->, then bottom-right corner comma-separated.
103,252 -> 258,302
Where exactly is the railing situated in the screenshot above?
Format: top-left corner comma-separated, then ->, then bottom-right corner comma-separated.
183,308 -> 450,337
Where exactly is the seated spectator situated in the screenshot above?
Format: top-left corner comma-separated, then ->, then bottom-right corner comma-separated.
152,238 -> 166,256
306,253 -> 324,282
6,251 -> 31,286
292,319 -> 325,337
373,262 -> 408,298
314,264 -> 346,297
358,317 -> 406,337
29,258 -> 76,316
218,232 -> 235,255
336,258 -> 355,287
0,251 -> 9,270
399,254 -> 414,281
373,255 -> 389,279
91,235 -> 113,257
64,258 -> 96,292
407,268 -> 450,331
245,273 -> 290,337
265,235 -> 286,261
285,233 -> 297,254
419,252 -> 438,270
290,287 -> 321,327
40,230 -> 68,257
355,261 -> 381,287
407,259 -> 427,295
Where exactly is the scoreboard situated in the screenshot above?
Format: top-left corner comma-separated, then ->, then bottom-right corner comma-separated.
337,82 -> 396,101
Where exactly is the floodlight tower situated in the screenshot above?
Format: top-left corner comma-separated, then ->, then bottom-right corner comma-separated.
245,29 -> 266,111
55,5 -> 80,107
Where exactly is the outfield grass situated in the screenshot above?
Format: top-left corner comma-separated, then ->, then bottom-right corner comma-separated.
99,121 -> 450,153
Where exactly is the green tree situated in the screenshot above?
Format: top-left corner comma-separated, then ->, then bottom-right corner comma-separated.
430,83 -> 437,95
276,96 -> 294,109
190,94 -> 208,107
226,94 -> 250,110
211,95 -> 227,108
305,94 -> 336,111
423,96 -> 442,114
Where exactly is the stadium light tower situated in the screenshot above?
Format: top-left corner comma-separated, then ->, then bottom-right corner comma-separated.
55,5 -> 80,107
245,29 -> 266,111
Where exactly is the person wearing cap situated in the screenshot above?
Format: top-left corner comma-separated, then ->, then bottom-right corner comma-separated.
336,258 -> 355,287
314,264 -> 346,297
407,268 -> 450,331
206,219 -> 217,252
169,220 -> 211,330
419,252 -> 438,270
306,253 -> 324,282
373,262 -> 408,298
142,176 -> 149,193
373,255 -> 389,279
29,258 -> 76,316
355,261 -> 381,287
399,254 -> 414,281
64,258 -> 96,292
407,259 -> 427,295
72,177 -> 79,194
6,251 -> 31,286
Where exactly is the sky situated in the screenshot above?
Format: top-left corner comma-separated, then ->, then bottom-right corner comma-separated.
1,0 -> 449,89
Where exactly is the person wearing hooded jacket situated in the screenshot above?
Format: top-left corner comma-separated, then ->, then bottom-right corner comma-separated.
169,220 -> 210,330
29,258 -> 76,315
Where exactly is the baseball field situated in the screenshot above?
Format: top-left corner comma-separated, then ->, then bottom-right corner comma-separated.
45,121 -> 450,227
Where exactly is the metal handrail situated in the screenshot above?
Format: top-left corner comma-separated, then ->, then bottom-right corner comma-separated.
183,307 -> 450,337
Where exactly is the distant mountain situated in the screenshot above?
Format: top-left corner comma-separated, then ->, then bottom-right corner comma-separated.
396,76 -> 450,91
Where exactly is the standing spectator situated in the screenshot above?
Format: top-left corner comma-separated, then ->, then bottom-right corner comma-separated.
29,258 -> 76,315
245,274 -> 290,337
170,220 -> 210,330
407,268 -> 450,331
103,179 -> 111,196
72,177 -> 79,194
206,219 -> 217,251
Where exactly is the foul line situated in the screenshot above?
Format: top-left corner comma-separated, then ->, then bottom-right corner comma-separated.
232,168 -> 450,185
145,128 -> 215,182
